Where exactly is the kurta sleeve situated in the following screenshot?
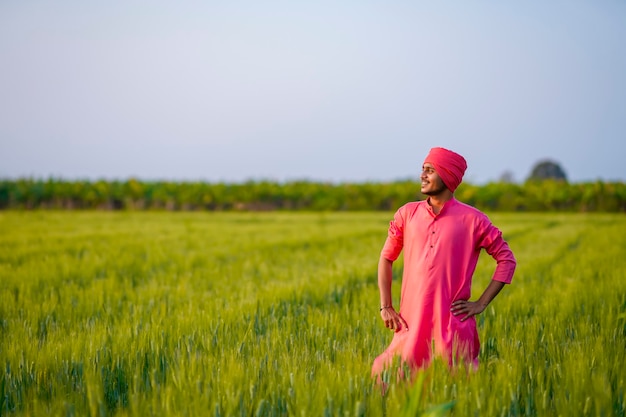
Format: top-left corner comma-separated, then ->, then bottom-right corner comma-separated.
381,207 -> 405,261
477,218 -> 517,284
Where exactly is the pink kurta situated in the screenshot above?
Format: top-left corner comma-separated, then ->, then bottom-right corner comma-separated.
372,198 -> 516,373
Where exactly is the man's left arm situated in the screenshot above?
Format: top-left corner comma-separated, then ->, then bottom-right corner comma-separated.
451,220 -> 517,321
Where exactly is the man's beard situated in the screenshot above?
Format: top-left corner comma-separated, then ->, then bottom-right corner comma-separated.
422,181 -> 447,196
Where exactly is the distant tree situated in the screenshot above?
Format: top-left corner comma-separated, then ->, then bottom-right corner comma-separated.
499,170 -> 516,183
527,159 -> 568,182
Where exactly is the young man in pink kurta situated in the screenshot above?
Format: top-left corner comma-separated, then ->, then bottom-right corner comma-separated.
372,147 -> 516,375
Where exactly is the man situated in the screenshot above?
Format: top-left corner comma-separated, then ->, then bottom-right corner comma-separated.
371,147 -> 516,375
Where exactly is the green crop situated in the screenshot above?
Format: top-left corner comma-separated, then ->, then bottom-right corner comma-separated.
0,211 -> 624,416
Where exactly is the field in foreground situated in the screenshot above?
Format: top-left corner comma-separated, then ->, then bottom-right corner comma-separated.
0,211 -> 625,416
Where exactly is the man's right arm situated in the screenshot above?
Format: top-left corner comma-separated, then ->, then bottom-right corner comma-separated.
378,255 -> 408,332
378,256 -> 394,308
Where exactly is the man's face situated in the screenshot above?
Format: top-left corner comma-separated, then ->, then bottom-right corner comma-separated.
420,163 -> 447,196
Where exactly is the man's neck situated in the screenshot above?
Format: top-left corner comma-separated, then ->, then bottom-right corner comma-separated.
427,190 -> 454,214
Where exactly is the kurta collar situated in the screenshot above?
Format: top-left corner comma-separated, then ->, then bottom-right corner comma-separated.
425,197 -> 457,217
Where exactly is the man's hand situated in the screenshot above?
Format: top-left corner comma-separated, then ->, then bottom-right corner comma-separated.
380,307 -> 409,332
450,300 -> 486,322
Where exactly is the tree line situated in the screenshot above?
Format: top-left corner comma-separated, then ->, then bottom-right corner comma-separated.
0,178 -> 624,212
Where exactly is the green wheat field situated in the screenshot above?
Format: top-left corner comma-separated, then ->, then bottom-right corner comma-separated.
1,211 -> 625,416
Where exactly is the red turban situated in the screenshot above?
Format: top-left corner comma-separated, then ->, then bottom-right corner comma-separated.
423,147 -> 467,192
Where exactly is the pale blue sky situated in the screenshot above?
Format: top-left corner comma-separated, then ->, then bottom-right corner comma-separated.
1,0 -> 624,184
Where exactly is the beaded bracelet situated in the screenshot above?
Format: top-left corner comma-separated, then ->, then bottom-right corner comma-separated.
379,305 -> 392,311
